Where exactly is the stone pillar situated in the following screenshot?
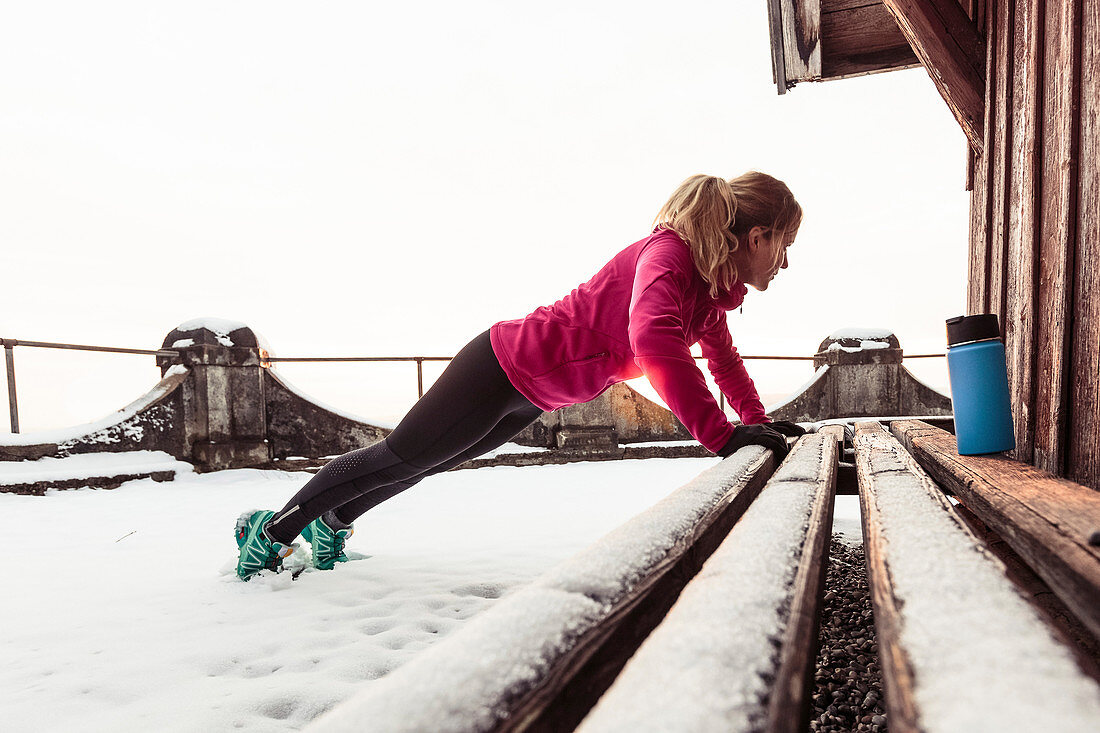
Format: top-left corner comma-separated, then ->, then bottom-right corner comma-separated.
769,329 -> 952,422
156,320 -> 271,470
813,331 -> 904,417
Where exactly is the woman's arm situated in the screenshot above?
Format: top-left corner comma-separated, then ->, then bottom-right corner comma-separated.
697,314 -> 769,425
627,244 -> 735,453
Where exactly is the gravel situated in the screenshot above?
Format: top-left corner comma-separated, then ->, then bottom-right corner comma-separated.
810,536 -> 888,732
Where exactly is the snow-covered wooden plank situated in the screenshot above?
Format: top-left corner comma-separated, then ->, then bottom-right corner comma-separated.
854,421 -> 1100,733
306,445 -> 779,733
575,430 -> 840,733
891,419 -> 1100,641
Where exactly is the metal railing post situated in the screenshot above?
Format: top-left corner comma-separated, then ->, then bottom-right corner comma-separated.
3,339 -> 18,433
416,358 -> 424,398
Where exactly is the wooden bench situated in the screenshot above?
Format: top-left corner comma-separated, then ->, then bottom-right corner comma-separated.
853,421 -> 1100,732
307,442 -> 784,733
575,427 -> 842,733
890,419 -> 1100,641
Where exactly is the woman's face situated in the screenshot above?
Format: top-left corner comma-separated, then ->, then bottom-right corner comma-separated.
739,226 -> 796,291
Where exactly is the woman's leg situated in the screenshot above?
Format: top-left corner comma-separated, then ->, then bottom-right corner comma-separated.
263,330 -> 538,544
329,403 -> 543,524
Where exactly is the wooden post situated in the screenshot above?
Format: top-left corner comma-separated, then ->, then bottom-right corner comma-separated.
3,340 -> 18,434
1069,0 -> 1100,490
1034,0 -> 1083,475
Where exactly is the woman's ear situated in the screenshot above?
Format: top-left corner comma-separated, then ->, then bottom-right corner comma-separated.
747,226 -> 769,252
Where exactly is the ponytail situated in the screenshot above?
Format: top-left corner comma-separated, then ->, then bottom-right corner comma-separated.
655,172 -> 802,297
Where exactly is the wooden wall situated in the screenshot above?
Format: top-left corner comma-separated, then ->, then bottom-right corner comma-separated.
968,0 -> 1100,489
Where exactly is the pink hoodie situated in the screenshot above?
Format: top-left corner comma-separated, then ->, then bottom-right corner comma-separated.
490,228 -> 768,453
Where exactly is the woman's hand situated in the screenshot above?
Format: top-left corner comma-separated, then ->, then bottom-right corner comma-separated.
766,420 -> 808,437
717,424 -> 790,460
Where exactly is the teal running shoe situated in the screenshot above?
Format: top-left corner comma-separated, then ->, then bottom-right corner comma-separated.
301,514 -> 354,570
234,510 -> 297,581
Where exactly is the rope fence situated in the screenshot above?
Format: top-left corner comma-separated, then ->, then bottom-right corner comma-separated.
0,337 -> 946,434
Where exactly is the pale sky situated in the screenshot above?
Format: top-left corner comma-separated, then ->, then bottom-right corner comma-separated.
2,1 -> 969,431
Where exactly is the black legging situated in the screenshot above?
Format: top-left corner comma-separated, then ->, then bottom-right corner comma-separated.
265,330 -> 543,544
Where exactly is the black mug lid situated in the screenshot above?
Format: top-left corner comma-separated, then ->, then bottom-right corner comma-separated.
946,314 -> 1001,346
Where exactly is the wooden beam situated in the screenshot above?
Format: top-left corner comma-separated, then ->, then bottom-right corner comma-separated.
891,420 -> 1100,641
821,1 -> 921,81
777,0 -> 824,85
881,0 -> 987,151
767,0 -> 790,94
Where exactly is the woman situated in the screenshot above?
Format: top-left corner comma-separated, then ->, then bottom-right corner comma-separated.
235,172 -> 805,580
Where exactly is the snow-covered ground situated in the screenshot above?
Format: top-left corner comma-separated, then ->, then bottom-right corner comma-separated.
2,456 -> 862,732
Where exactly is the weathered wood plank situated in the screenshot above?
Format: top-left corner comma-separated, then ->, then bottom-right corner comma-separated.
765,425 -> 842,733
820,2 -> 921,80
1070,0 -> 1100,490
880,0 -> 986,149
1005,0 -> 1044,464
854,424 -> 921,733
988,0 -> 1014,323
967,0 -> 997,315
891,419 -> 1100,640
779,0 -> 823,83
856,420 -> 1100,731
574,432 -> 839,733
767,0 -> 790,94
1034,0 -> 1082,475
951,503 -> 1100,682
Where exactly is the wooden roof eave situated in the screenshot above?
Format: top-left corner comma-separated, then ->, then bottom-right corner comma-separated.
767,0 -> 986,153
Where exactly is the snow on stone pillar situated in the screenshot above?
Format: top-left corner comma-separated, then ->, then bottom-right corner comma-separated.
156,319 -> 270,470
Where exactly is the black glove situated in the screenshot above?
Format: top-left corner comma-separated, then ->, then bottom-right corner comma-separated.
767,420 -> 807,438
717,424 -> 790,460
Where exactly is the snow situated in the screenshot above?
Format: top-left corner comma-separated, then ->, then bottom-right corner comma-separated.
533,447 -> 768,604
1,456 -> 712,732
475,442 -> 548,458
308,446 -> 770,731
827,339 -> 890,352
0,450 -> 192,485
176,317 -> 252,347
0,367 -> 188,447
577,435 -> 829,732
828,327 -> 894,340
170,338 -> 196,348
857,435 -> 1100,731
268,370 -> 397,430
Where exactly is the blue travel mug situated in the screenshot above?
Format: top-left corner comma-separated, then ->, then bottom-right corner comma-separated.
945,314 -> 1015,455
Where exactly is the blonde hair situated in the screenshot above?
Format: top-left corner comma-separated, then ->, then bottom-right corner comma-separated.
654,172 -> 802,296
